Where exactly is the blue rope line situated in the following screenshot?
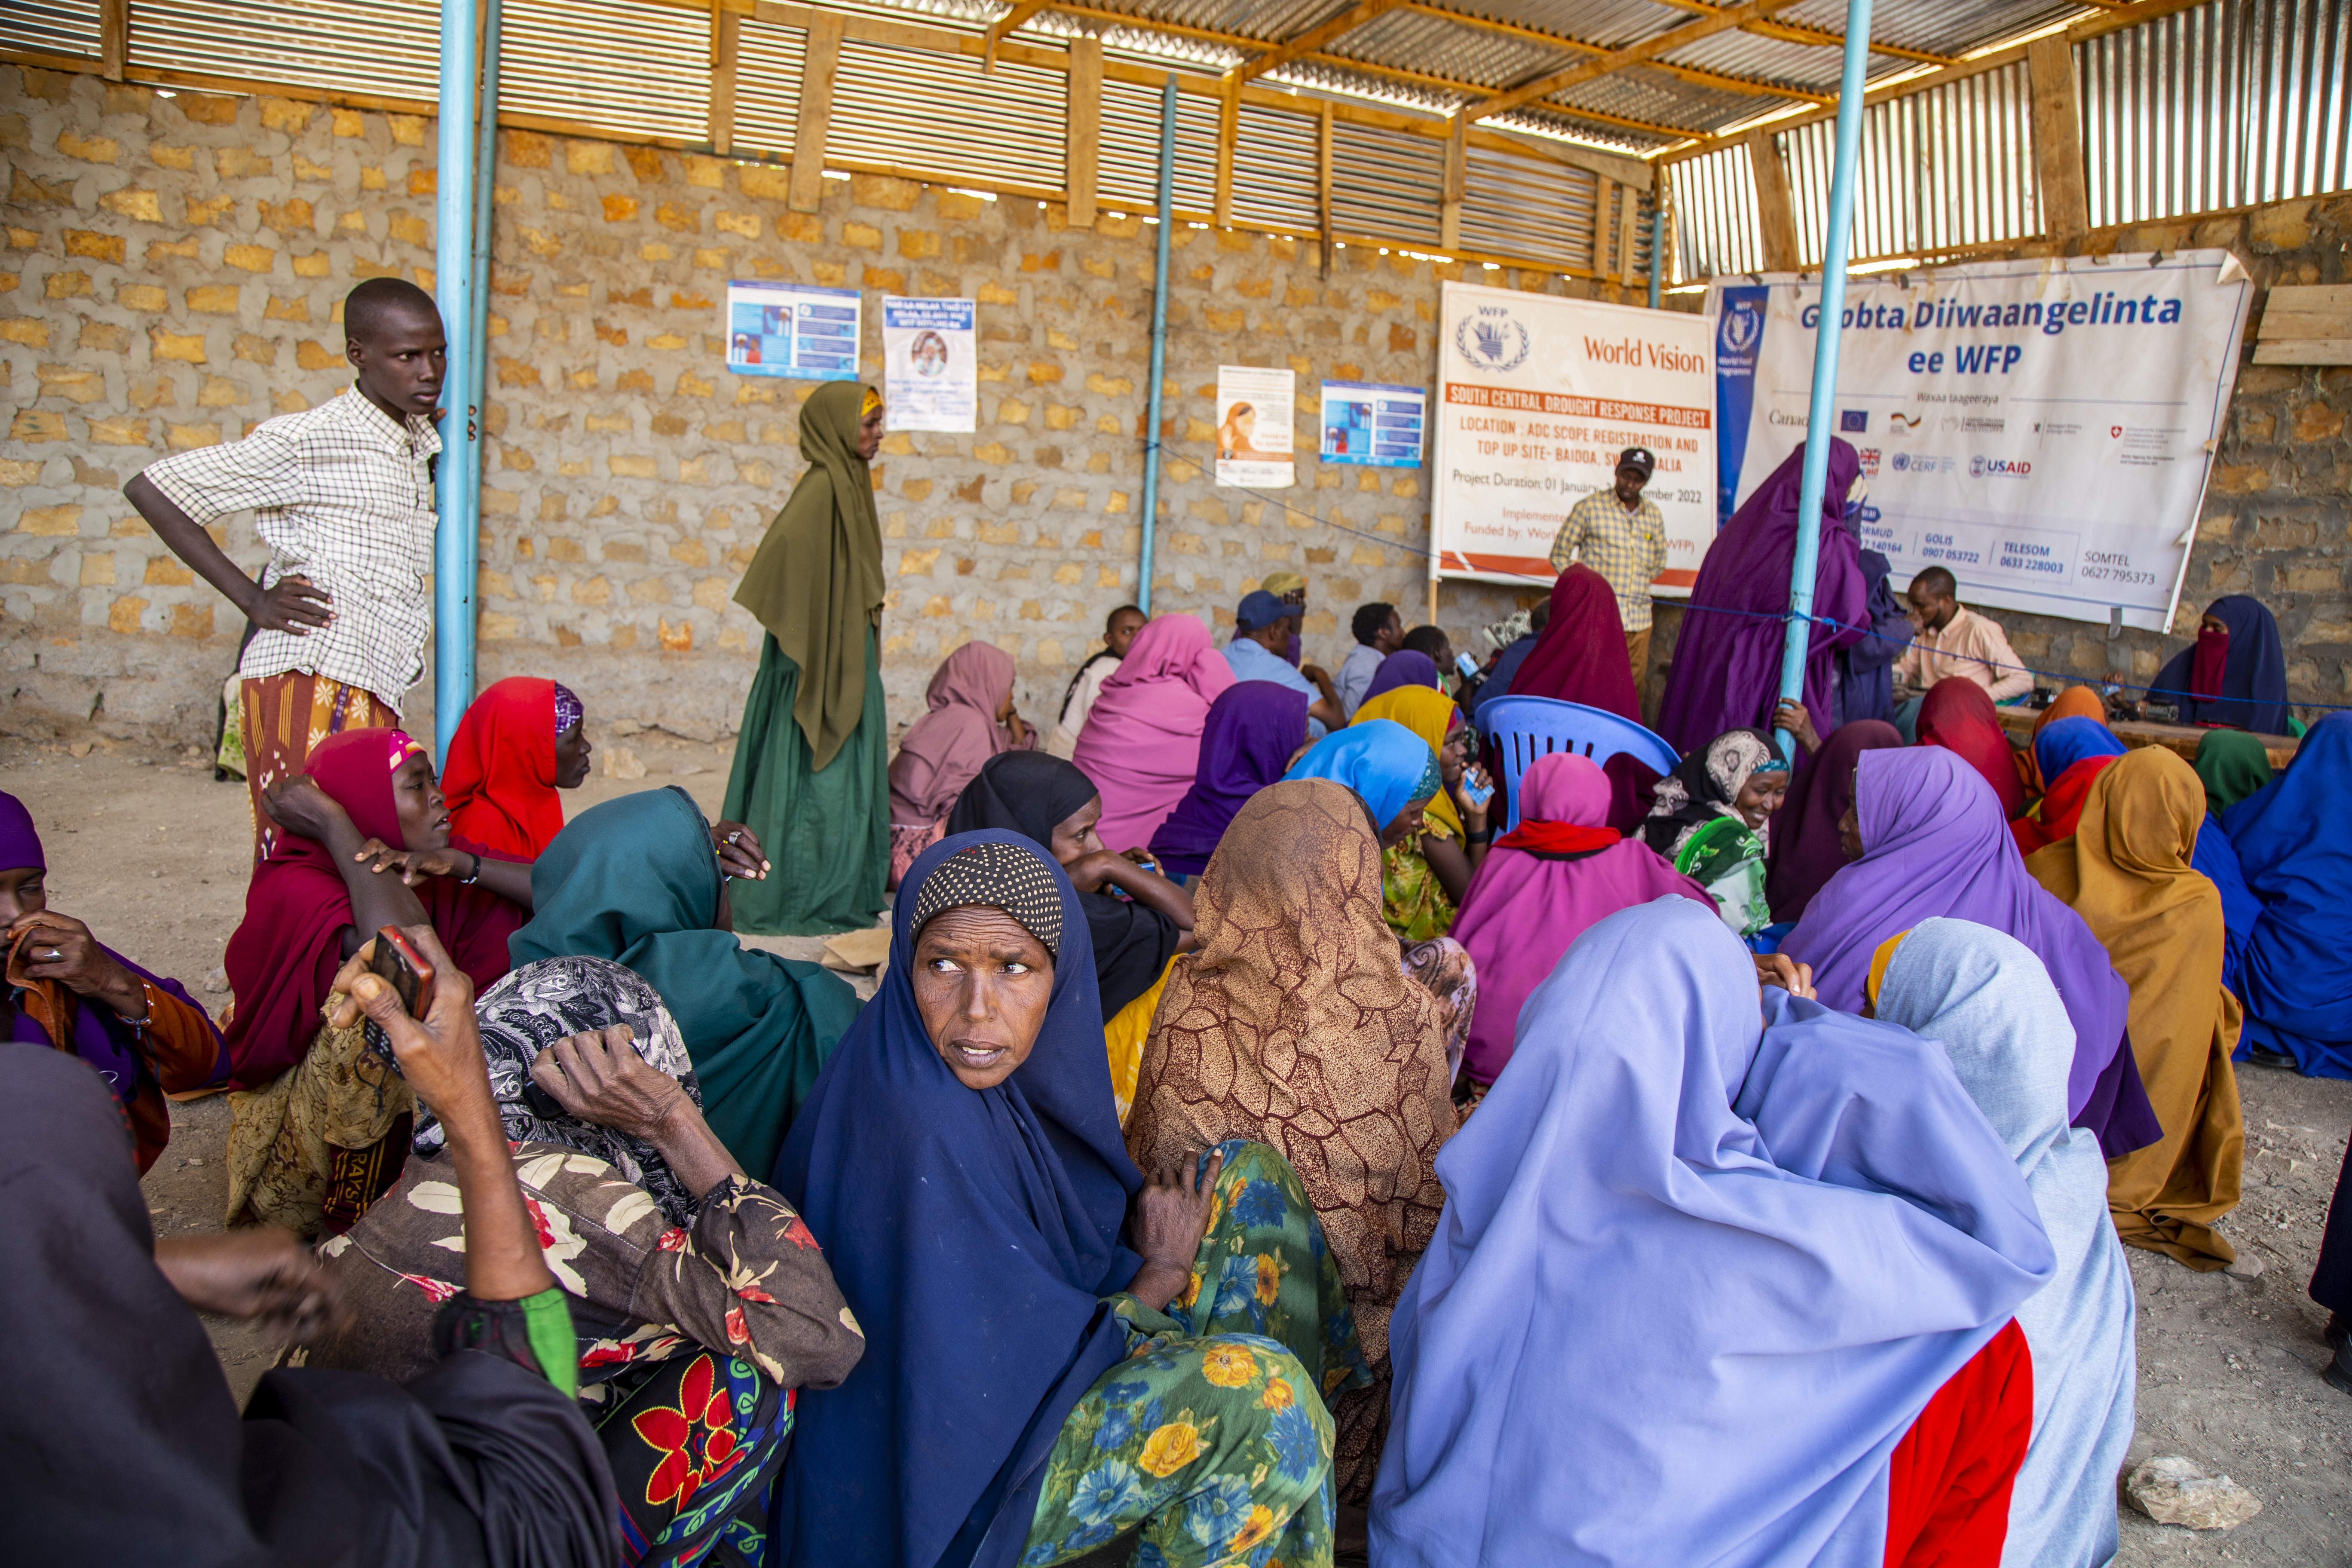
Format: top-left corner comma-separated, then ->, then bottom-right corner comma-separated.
1131,439 -> 2349,717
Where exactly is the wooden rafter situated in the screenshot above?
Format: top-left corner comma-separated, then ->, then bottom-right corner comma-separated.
1232,0 -> 1412,84
1463,0 -> 1813,122
1405,1 -> 1950,69
986,0 -> 1050,59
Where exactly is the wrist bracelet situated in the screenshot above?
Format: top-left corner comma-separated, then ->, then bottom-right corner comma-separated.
459,852 -> 482,885
1464,829 -> 1492,845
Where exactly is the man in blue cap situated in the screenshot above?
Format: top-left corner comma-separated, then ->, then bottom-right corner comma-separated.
1224,589 -> 1344,739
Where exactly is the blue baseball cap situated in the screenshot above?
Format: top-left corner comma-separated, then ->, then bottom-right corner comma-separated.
1235,589 -> 1297,632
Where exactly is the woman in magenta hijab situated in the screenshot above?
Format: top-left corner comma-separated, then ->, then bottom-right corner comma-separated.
885,640 -> 1033,888
1655,440 -> 1868,753
1070,612 -> 1236,852
1506,564 -> 1640,720
1449,754 -> 1710,1086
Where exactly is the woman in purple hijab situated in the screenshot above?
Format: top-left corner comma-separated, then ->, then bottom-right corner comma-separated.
1150,681 -> 1312,878
0,791 -> 228,1173
1362,649 -> 1442,704
1778,748 -> 2161,1158
1656,439 -> 1869,753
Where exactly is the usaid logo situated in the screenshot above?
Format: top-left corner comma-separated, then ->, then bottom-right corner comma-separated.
1456,307 -> 1530,372
1970,456 -> 2032,478
1718,300 -> 1762,358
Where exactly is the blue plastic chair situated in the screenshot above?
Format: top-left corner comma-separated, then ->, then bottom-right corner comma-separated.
1479,696 -> 1681,833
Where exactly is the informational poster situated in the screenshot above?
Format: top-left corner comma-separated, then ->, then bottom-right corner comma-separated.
1320,380 -> 1426,468
881,296 -> 977,433
1429,283 -> 1716,592
1213,365 -> 1296,489
723,280 -> 861,380
1707,251 -> 2251,631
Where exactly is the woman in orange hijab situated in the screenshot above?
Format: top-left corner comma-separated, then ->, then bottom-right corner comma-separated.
2025,747 -> 2244,1270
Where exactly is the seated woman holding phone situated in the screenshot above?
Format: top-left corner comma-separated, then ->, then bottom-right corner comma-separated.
0,790 -> 229,1173
302,950 -> 868,1566
218,728 -> 767,1236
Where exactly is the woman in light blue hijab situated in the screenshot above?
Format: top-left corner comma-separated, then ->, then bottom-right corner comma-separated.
1373,896 -> 2054,1566
1874,918 -> 2136,1568
1281,718 -> 1439,842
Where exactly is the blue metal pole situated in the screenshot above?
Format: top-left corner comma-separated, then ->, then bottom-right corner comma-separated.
1647,202 -> 1664,310
1137,74 -> 1175,616
432,0 -> 482,759
1772,0 -> 1873,757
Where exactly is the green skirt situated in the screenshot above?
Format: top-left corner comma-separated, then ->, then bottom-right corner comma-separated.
723,629 -> 890,936
1020,1140 -> 1372,1568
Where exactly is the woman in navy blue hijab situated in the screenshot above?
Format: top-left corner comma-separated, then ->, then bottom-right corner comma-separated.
2153,595 -> 2291,735
771,831 -> 1366,1568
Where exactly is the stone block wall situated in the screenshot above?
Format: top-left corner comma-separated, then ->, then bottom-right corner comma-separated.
1,66 -> 1578,748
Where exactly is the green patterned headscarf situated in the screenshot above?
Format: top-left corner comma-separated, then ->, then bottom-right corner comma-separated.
509,787 -> 862,1179
732,381 -> 888,770
2192,729 -> 2274,813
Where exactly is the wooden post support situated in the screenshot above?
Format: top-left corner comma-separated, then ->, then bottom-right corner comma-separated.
99,0 -> 127,81
707,2 -> 739,157
1439,113 -> 1466,253
2027,36 -> 2090,241
1591,175 -> 1612,276
789,12 -> 842,214
1214,74 -> 1238,227
1318,101 -> 1334,281
1066,33 -> 1101,228
1747,127 -> 1800,272
1617,182 -> 1637,282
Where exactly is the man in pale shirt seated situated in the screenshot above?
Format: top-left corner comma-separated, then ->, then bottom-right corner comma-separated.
1893,566 -> 2034,738
1224,591 -> 1346,740
1335,602 -> 1402,719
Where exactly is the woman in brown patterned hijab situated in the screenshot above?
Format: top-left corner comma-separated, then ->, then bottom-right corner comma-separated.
1124,776 -> 1461,1501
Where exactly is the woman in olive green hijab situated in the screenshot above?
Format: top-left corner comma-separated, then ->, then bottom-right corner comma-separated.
723,381 -> 891,933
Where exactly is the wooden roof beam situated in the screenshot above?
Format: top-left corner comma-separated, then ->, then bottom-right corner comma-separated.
1403,2 -> 1951,72
1232,0 -> 1412,84
1462,0 -> 1813,122
986,0 -> 1051,58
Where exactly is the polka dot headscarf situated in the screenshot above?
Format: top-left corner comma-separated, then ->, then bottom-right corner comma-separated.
910,840 -> 1063,961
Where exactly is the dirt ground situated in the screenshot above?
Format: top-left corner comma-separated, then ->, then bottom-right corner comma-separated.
5,732 -> 2348,1563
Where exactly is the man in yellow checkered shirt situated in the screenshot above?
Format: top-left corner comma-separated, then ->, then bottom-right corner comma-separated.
1547,447 -> 1668,693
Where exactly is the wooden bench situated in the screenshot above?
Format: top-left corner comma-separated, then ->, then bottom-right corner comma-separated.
1994,706 -> 2298,769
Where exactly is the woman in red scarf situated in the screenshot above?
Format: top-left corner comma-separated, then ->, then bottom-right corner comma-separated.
440,677 -> 593,858
222,728 -> 534,1236
1918,678 -> 2028,819
1505,564 -> 1641,719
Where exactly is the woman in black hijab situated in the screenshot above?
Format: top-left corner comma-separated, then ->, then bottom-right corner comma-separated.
947,751 -> 1195,1021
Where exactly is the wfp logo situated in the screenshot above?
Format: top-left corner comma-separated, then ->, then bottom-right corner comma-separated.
1456,308 -> 1530,372
1970,456 -> 2032,478
1718,302 -> 1762,358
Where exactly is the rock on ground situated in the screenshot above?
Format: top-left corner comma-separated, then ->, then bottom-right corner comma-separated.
2127,1456 -> 2264,1531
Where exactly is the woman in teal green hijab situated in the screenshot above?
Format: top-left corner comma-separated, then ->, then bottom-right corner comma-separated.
723,380 -> 892,934
511,787 -> 863,1179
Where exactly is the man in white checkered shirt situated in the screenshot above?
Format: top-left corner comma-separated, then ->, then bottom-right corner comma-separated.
125,277 -> 447,859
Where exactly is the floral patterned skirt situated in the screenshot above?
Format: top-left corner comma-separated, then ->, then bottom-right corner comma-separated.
1020,1140 -> 1371,1568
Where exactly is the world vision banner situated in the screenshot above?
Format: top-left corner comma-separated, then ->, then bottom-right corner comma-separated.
1707,251 -> 2252,631
1430,282 -> 1717,592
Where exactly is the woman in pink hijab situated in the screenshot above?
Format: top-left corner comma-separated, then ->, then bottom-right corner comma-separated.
1070,612 -> 1237,853
885,640 -> 1033,887
1450,752 -> 1712,1087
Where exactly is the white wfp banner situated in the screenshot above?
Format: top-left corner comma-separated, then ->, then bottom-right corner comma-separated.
1430,282 -> 1716,591
1706,251 -> 2252,632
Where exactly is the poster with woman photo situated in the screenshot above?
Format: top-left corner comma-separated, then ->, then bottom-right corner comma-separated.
882,296 -> 977,433
1213,365 -> 1295,488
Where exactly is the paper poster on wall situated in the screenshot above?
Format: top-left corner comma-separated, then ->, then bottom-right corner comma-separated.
881,296 -> 977,433
1429,283 -> 1716,593
723,280 -> 862,380
1320,381 -> 1426,468
1706,251 -> 2251,631
1213,365 -> 1296,489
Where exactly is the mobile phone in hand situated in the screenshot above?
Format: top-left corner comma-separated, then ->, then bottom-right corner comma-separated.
1459,766 -> 1495,809
360,925 -> 435,1075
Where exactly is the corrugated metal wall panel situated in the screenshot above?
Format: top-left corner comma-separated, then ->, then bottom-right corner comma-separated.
728,16 -> 808,160
1669,143 -> 1762,281
3,0 -> 102,59
1098,76 -> 1217,215
1228,101 -> 1318,233
827,39 -> 1064,191
498,0 -> 709,143
1331,119 -> 1442,246
1458,144 -> 1599,268
2080,0 -> 2351,227
126,0 -> 440,101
